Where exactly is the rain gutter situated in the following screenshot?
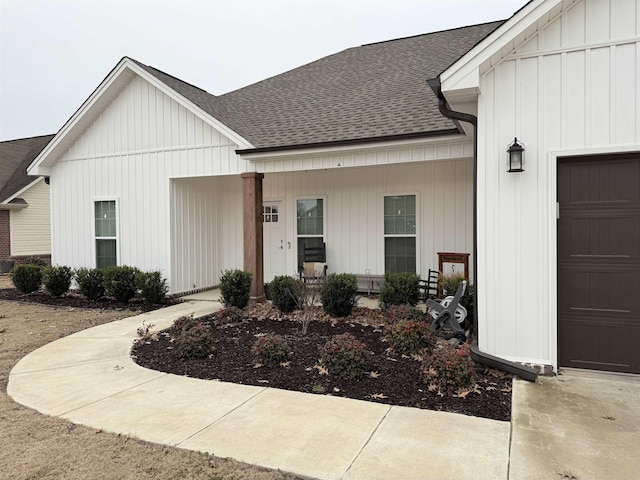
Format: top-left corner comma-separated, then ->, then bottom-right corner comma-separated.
427,77 -> 537,382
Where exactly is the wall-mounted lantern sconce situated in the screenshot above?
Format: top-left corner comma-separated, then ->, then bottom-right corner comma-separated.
507,137 -> 525,172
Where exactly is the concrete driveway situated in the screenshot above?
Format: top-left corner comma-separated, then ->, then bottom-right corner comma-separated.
510,371 -> 640,480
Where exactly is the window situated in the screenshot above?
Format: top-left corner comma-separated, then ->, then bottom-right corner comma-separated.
296,198 -> 324,268
95,200 -> 117,269
384,195 -> 416,273
263,204 -> 279,223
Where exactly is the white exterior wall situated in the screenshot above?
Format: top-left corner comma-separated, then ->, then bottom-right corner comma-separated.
477,0 -> 640,367
262,159 -> 473,279
10,178 -> 51,256
170,175 -> 243,294
50,75 -> 244,288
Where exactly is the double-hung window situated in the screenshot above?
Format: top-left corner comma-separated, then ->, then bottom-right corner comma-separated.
384,194 -> 416,273
296,198 -> 324,268
95,200 -> 117,269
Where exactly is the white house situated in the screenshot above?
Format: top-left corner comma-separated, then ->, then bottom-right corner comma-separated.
0,134 -> 54,272
28,0 -> 639,375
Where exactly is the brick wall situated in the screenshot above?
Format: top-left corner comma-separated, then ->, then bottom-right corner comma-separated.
0,210 -> 10,261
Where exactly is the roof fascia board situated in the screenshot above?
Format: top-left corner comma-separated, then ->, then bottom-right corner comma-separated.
239,133 -> 470,161
3,177 -> 44,204
28,59 -> 254,176
440,0 -> 563,94
0,202 -> 28,210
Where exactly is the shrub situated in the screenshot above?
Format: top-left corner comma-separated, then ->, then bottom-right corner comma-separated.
21,256 -> 47,267
137,270 -> 169,304
104,265 -> 139,302
10,264 -> 42,294
41,265 -> 73,297
219,269 -> 252,309
379,272 -> 420,308
169,314 -> 200,337
321,273 -> 359,317
75,267 -> 105,301
440,274 -> 474,329
385,320 -> 434,356
383,304 -> 425,323
424,344 -> 475,392
270,275 -> 302,313
176,324 -> 215,358
212,306 -> 243,326
320,333 -> 369,380
252,333 -> 292,365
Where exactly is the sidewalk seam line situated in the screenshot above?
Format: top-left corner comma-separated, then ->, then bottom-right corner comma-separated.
59,373 -> 168,416
175,387 -> 268,446
340,404 -> 392,480
506,378 -> 515,480
10,356 -> 132,375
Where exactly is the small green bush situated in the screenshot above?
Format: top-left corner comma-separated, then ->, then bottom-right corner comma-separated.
383,304 -> 425,323
270,275 -> 302,313
385,320 -> 434,356
320,333 -> 369,380
424,344 -> 475,392
176,324 -> 215,358
41,265 -> 73,297
169,314 -> 200,337
75,267 -> 105,301
137,270 -> 169,304
104,265 -> 139,302
219,269 -> 252,309
252,333 -> 292,365
10,264 -> 42,294
379,272 -> 420,308
321,273 -> 359,317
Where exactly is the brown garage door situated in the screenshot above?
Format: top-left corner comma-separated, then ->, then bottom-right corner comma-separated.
558,153 -> 640,374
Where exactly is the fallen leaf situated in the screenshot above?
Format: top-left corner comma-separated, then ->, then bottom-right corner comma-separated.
333,387 -> 341,393
257,379 -> 269,384
601,416 -> 616,421
253,363 -> 264,369
455,389 -> 471,398
314,364 -> 329,375
369,371 -> 380,378
369,393 -> 388,399
427,383 -> 438,392
486,386 -> 496,391
150,333 -> 159,341
280,361 -> 291,367
0,328 -> 6,333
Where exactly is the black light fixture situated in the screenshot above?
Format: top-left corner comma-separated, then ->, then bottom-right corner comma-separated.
507,137 -> 525,172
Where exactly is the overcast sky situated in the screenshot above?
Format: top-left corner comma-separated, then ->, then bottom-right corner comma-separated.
0,0 -> 525,141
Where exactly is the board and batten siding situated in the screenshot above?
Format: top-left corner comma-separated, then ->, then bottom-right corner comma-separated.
10,178 -> 51,256
50,73 -> 246,286
262,160 -> 473,279
170,175 -> 243,294
477,0 -> 640,367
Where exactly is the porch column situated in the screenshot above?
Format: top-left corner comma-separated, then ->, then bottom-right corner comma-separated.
241,172 -> 265,303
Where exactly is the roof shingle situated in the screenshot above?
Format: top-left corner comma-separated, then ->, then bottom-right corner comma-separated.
135,20 -> 503,150
0,134 -> 54,202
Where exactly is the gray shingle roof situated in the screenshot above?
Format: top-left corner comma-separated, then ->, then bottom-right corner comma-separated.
0,134 -> 54,202
136,20 -> 504,150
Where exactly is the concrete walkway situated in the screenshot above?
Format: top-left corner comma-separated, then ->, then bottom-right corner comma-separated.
7,298 -> 640,479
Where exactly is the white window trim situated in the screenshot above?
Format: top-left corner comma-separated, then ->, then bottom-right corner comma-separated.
381,192 -> 420,274
294,195 -> 327,271
92,197 -> 120,268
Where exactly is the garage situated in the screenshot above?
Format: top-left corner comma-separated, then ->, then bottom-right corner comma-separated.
558,153 -> 640,374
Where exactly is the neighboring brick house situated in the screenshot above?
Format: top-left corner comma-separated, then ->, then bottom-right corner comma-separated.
0,134 -> 54,272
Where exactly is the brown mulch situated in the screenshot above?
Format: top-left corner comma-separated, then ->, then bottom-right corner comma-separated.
132,303 -> 513,421
0,287 -> 180,312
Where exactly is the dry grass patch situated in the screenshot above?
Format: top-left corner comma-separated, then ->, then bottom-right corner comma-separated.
0,289 -> 299,480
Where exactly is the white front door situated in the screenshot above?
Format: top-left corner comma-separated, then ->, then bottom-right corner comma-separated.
263,201 -> 286,282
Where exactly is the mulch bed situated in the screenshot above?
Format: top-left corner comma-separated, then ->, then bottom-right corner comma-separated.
0,287 -> 178,313
132,304 -> 512,421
